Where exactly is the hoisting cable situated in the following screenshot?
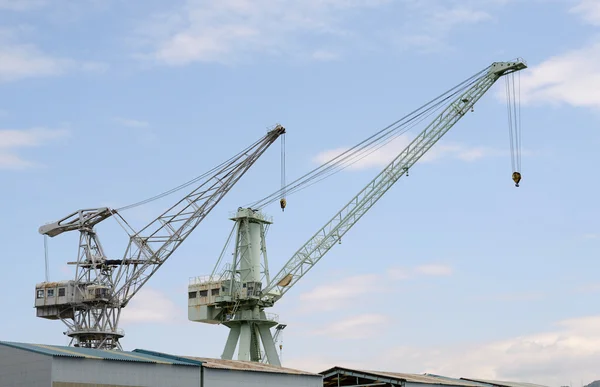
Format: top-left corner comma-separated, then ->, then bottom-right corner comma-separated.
274,94 -> 459,200
247,65 -> 491,210
249,72 -> 485,209
280,132 -> 287,211
115,134 -> 268,212
43,235 -> 50,282
505,69 -> 522,187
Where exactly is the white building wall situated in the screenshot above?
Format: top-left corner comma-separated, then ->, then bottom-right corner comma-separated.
0,346 -> 52,387
204,368 -> 322,387
52,357 -> 200,387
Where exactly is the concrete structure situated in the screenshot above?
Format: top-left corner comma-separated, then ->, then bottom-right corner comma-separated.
0,341 -> 322,387
320,367 -> 548,387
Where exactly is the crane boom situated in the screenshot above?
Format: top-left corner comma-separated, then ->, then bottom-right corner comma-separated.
188,60 -> 527,366
35,125 -> 285,350
113,125 -> 286,305
261,61 -> 525,303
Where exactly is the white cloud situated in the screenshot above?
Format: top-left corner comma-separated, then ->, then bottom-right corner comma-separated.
517,43 -> 600,109
120,288 -> 184,324
298,274 -> 379,311
388,2 -> 494,53
114,117 -> 150,128
311,313 -> 389,339
388,263 -> 454,279
515,2 -> 600,110
0,28 -> 108,82
141,0 -> 391,65
292,315 -> 600,385
0,42 -> 68,82
137,0 -> 504,65
432,7 -> 491,27
570,0 -> 600,26
379,315 -> 600,385
312,135 -> 506,171
471,292 -> 544,302
415,264 -> 454,276
296,264 -> 452,312
0,127 -> 67,169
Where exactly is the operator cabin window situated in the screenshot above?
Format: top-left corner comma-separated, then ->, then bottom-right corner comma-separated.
36,290 -> 44,299
58,288 -> 65,297
47,289 -> 54,297
188,291 -> 197,299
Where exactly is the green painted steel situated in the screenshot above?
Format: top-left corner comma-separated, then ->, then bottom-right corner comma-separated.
261,60 -> 527,305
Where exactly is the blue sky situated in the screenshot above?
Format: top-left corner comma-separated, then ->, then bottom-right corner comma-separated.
1,0 -> 599,385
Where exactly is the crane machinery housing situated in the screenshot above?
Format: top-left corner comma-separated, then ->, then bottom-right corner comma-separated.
34,125 -> 286,350
187,60 -> 527,366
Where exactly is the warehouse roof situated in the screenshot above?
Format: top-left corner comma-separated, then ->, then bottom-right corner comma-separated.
186,356 -> 319,375
0,341 -> 200,366
134,349 -> 319,376
322,367 -> 491,387
462,379 -> 548,387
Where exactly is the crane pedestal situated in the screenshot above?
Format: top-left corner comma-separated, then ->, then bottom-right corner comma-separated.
221,309 -> 281,366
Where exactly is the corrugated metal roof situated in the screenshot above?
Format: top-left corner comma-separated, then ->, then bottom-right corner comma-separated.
356,370 -> 488,386
182,356 -> 320,376
0,341 -> 197,366
133,348 -> 319,376
462,378 -> 548,387
321,367 -> 490,387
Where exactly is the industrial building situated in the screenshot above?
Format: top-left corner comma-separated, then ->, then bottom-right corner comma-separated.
320,367 -> 549,387
0,341 -> 322,387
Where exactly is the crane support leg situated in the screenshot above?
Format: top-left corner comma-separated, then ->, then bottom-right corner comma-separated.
222,325 -> 241,359
221,314 -> 280,366
258,324 -> 280,365
239,323 -> 252,361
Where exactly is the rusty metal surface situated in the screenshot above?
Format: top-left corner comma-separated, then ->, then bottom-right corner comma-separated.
357,370 -> 488,386
183,356 -> 319,375
321,367 -> 493,387
462,378 -> 548,387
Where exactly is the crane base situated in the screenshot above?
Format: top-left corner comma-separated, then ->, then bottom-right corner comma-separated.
221,313 -> 280,366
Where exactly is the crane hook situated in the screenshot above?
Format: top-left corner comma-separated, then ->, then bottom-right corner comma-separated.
512,171 -> 521,187
280,198 -> 287,212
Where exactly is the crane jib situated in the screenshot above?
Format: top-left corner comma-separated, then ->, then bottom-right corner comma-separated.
261,60 -> 527,303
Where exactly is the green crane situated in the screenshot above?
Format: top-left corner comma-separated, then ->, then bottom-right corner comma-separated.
187,59 -> 527,365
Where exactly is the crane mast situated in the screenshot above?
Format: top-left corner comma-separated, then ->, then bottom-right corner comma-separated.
188,60 -> 527,366
34,125 -> 285,350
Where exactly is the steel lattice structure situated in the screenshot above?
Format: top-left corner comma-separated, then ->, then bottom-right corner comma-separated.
187,60 -> 527,366
35,125 -> 285,350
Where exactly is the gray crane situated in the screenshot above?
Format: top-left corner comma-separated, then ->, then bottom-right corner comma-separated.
34,125 -> 286,350
187,60 -> 527,365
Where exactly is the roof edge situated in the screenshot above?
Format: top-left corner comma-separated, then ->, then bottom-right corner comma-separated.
320,366 -> 406,384
0,341 -> 84,359
133,349 -> 204,366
